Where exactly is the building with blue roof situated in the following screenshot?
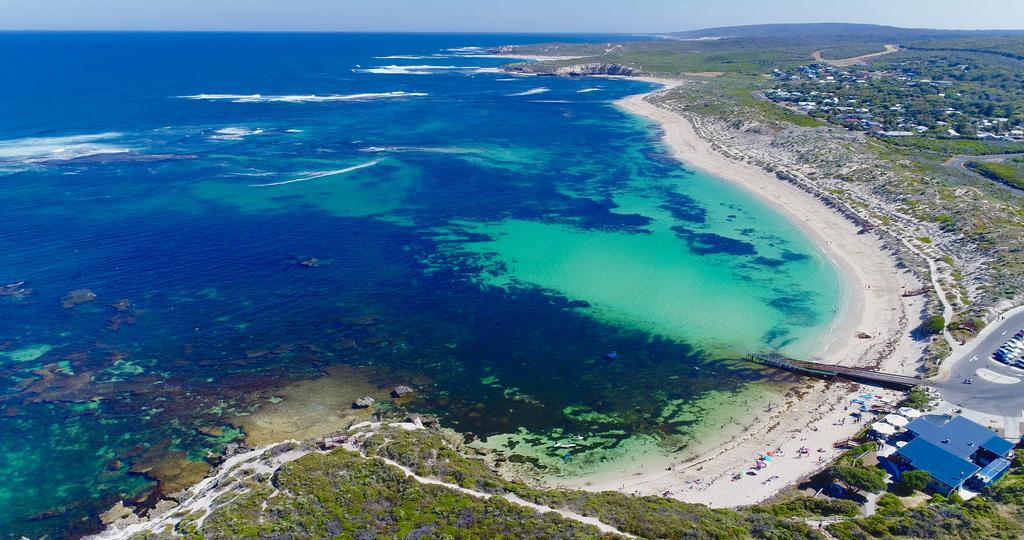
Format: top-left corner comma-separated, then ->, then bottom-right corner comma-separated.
905,415 -> 1014,464
890,415 -> 1016,495
894,438 -> 979,494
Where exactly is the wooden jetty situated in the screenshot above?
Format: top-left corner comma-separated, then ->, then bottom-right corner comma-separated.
750,353 -> 928,389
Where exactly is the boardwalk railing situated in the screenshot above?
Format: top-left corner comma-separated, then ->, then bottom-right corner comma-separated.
750,353 -> 927,389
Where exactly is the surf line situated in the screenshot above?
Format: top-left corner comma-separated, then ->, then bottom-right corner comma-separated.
249,160 -> 380,187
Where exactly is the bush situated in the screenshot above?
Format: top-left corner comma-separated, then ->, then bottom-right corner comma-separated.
830,465 -> 887,494
922,315 -> 946,336
900,387 -> 931,410
755,496 -> 861,518
898,470 -> 932,494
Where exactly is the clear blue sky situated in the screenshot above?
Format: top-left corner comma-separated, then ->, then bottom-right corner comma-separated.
2,0 -> 1022,32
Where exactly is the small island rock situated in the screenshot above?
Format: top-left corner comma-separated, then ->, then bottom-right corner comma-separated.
391,385 -> 414,398
353,396 -> 375,409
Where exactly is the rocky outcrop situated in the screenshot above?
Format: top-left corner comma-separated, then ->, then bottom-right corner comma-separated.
502,62 -> 639,77
553,63 -> 638,77
353,396 -> 375,409
391,385 -> 414,398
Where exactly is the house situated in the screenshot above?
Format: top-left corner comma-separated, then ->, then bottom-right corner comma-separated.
894,438 -> 979,495
877,131 -> 915,138
888,415 -> 1016,495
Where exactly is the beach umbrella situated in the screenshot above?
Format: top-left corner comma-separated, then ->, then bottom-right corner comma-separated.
871,422 -> 896,436
898,407 -> 922,418
883,414 -> 909,428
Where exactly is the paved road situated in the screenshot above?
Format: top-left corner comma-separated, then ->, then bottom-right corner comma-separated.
933,308 -> 1024,417
944,153 -> 1024,196
811,44 -> 900,68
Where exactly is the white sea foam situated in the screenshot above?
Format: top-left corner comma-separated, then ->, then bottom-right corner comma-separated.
373,55 -> 452,60
445,46 -> 484,52
356,65 -> 480,75
249,160 -> 380,187
529,100 -> 572,104
181,91 -> 428,103
577,88 -> 603,93
210,127 -> 265,140
360,146 -> 477,155
0,133 -> 132,164
506,87 -> 550,97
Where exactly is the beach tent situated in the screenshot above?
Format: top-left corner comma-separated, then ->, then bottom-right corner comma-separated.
883,414 -> 909,428
871,422 -> 897,436
898,407 -> 922,418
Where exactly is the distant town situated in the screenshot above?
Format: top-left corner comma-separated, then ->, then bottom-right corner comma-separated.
765,58 -> 1024,141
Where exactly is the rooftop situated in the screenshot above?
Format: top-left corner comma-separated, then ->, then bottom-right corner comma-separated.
897,437 -> 980,488
905,415 -> 1014,460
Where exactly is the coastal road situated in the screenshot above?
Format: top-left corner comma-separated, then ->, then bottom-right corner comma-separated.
932,307 -> 1024,418
944,153 -> 1024,196
811,44 -> 899,67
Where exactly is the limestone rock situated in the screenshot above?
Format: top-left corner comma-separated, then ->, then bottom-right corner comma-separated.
391,385 -> 414,398
353,396 -> 375,409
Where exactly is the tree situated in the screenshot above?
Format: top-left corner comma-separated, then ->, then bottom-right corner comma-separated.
899,470 -> 932,493
830,465 -> 887,494
922,315 -> 946,336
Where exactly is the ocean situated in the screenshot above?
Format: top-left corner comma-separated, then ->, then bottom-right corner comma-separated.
0,32 -> 841,537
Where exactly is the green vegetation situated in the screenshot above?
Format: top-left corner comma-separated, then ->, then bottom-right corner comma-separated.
361,428 -> 824,539
181,427 -> 834,539
883,136 -> 1024,155
751,495 -> 860,519
826,494 -> 1022,539
899,387 -> 932,411
195,448 -> 614,539
968,158 -> 1024,190
908,36 -> 1024,61
827,443 -> 886,495
768,53 -> 1024,142
896,470 -> 933,495
830,465 -> 887,495
175,425 -> 1024,539
922,315 -> 947,336
984,449 -> 1024,506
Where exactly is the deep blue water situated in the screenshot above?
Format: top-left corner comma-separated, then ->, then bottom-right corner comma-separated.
0,32 -> 838,537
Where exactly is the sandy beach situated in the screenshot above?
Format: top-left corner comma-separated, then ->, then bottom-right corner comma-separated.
549,78 -> 929,507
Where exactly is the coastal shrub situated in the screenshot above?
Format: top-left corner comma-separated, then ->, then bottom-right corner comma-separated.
896,470 -> 932,495
900,387 -> 931,410
753,496 -> 860,518
829,465 -> 886,494
509,488 -> 824,540
985,455 -> 1024,505
828,495 -> 1023,540
922,315 -> 947,336
874,493 -> 906,516
199,448 -> 615,539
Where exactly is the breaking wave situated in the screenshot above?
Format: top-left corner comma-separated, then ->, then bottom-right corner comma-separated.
181,91 -> 428,103
249,160 -> 380,187
0,133 -> 132,166
356,65 -> 480,75
577,88 -> 603,93
506,87 -> 550,97
209,127 -> 265,140
360,146 -> 478,155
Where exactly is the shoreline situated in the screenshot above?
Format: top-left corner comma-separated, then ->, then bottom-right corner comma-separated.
542,76 -> 926,506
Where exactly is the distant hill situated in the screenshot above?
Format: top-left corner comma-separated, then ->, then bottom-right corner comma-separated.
665,23 -> 1024,42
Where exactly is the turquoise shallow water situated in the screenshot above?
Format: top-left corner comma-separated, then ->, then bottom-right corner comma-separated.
0,32 -> 839,536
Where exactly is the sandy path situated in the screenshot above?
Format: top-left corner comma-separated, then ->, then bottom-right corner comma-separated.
811,44 -> 899,67
550,77 -> 923,507
374,454 -> 635,537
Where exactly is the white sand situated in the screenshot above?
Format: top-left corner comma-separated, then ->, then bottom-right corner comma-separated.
553,78 -> 927,507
